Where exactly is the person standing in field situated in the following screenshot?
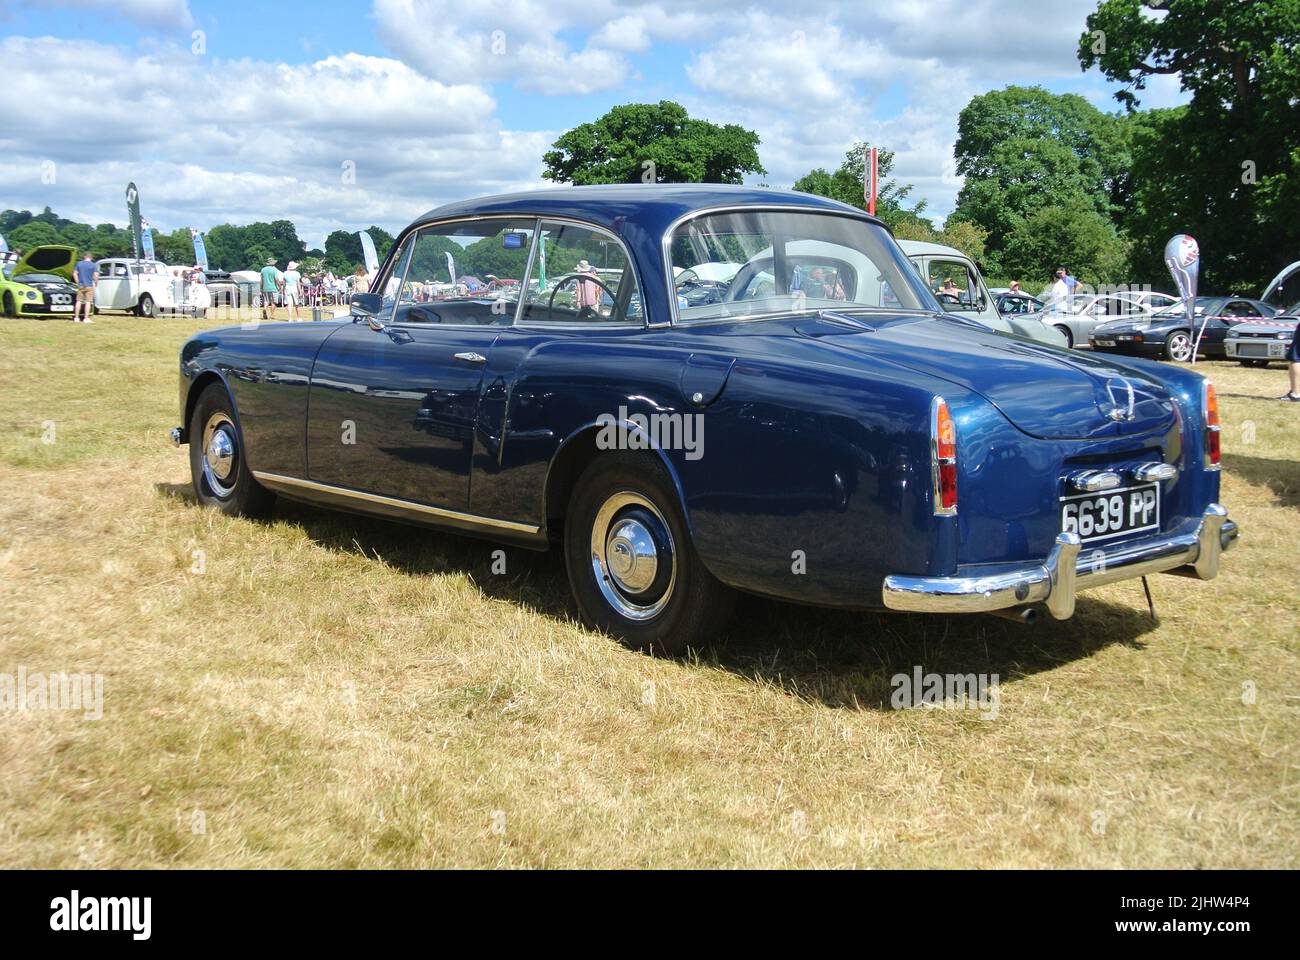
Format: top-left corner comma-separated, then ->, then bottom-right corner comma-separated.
1279,332 -> 1300,402
282,260 -> 302,321
260,257 -> 282,321
72,252 -> 96,324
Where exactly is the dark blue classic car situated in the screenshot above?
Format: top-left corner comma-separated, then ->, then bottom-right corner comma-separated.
172,185 -> 1238,653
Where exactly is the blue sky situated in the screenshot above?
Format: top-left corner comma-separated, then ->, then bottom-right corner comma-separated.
0,0 -> 1187,249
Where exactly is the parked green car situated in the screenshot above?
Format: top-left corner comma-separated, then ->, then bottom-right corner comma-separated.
0,245 -> 78,318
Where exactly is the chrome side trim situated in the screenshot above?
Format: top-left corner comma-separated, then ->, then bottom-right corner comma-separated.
882,504 -> 1238,620
251,471 -> 540,535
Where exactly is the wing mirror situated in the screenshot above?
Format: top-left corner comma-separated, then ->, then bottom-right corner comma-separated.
351,292 -> 385,331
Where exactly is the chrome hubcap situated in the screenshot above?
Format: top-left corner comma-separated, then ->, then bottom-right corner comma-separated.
591,492 -> 675,621
1170,335 -> 1192,361
201,412 -> 238,498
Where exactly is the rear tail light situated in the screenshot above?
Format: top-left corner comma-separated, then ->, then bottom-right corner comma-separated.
1203,379 -> 1220,470
931,397 -> 958,515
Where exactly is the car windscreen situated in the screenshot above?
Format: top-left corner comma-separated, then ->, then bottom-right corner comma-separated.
13,273 -> 68,284
667,210 -> 938,322
1153,299 -> 1215,317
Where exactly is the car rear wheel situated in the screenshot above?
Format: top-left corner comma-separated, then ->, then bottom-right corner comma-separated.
563,453 -> 734,655
1164,330 -> 1194,362
188,383 -> 275,518
1238,359 -> 1269,368
1054,324 -> 1073,348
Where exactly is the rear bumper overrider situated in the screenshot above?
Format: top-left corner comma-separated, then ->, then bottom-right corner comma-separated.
882,504 -> 1238,620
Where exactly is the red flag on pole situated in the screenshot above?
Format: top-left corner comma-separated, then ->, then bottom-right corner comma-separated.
864,147 -> 878,216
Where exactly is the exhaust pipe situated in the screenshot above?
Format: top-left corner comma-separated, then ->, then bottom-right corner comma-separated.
990,606 -> 1041,626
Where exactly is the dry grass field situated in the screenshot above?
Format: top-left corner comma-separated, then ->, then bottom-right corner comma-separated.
0,314 -> 1296,868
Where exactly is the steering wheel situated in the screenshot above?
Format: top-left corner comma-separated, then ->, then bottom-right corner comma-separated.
937,292 -> 962,305
548,273 -> 618,321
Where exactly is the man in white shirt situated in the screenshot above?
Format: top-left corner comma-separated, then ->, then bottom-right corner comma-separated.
1048,268 -> 1070,307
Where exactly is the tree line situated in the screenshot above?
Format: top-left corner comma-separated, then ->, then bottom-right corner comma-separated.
0,207 -> 396,276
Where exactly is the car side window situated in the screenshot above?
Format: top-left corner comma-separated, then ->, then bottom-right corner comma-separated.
1225,300 -> 1261,319
520,221 -> 641,325
372,233 -> 416,324
928,259 -> 979,308
391,219 -> 536,325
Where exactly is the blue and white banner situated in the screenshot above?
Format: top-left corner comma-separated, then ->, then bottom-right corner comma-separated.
191,230 -> 209,271
0,233 -> 7,254
444,251 -> 456,283
141,224 -> 155,262
359,231 -> 379,275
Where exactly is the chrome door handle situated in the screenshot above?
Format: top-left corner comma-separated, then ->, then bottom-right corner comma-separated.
453,351 -> 487,364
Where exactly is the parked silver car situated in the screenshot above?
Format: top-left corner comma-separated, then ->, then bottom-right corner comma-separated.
1042,292 -> 1169,348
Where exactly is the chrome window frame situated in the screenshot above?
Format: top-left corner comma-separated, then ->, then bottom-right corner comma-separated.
376,214 -> 543,330
374,213 -> 647,332
660,203 -> 937,327
515,217 -> 646,331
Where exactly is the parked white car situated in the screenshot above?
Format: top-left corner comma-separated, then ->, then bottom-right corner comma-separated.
898,240 -> 1065,346
94,258 -> 210,317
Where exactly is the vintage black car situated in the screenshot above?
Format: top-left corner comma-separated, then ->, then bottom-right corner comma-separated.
1090,296 -> 1278,361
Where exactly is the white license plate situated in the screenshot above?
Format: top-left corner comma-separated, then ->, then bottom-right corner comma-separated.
51,303 -> 72,311
1094,338 -> 1116,347
1061,484 -> 1160,543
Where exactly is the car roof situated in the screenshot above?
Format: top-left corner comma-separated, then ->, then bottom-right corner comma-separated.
896,239 -> 970,258
413,184 -> 881,236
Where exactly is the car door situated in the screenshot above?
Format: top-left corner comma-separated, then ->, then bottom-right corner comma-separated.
95,262 -> 128,309
306,217 -> 537,509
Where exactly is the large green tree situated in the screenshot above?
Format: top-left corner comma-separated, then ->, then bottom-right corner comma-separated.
949,85 -> 1132,279
1079,0 -> 1300,291
542,101 -> 765,185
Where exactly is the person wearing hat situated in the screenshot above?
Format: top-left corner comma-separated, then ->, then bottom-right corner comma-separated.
282,260 -> 303,322
574,259 -> 601,314
260,257 -> 283,321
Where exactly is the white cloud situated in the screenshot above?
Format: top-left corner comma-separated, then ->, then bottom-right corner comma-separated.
373,0 -> 631,96
0,37 -> 545,248
0,0 -> 194,29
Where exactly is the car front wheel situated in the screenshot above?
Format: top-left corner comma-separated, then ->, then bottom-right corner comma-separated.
137,294 -> 155,318
188,383 -> 275,518
564,453 -> 733,655
1164,330 -> 1194,362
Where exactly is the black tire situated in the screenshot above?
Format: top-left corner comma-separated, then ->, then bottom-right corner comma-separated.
137,294 -> 155,318
1164,329 -> 1193,362
563,453 -> 734,655
1238,359 -> 1268,368
188,383 -> 275,518
1,293 -> 14,318
1054,324 -> 1073,348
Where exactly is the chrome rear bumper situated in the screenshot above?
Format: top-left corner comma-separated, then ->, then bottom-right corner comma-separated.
882,504 -> 1238,620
